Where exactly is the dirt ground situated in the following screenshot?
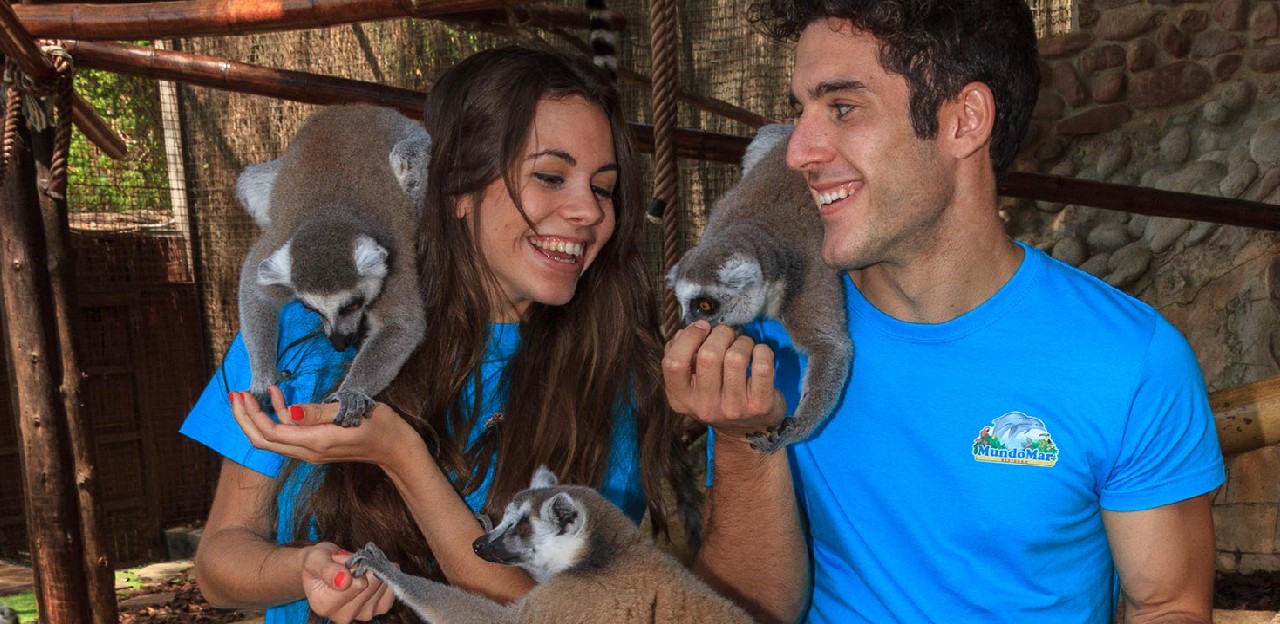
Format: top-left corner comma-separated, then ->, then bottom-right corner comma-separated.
110,568 -> 1280,621
118,571 -> 257,624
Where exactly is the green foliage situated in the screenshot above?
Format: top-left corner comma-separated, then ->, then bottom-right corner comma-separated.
1,591 -> 37,623
68,67 -> 171,213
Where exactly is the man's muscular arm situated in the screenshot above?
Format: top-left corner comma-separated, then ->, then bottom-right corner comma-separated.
663,322 -> 809,623
1104,493 -> 1215,624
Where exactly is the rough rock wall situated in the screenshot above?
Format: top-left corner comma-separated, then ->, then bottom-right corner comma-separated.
1006,0 -> 1280,573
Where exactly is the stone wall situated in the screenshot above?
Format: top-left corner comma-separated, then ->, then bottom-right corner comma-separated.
1007,0 -> 1280,573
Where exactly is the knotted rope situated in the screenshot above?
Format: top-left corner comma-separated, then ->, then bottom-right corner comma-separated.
1,42 -> 76,199
647,0 -> 682,339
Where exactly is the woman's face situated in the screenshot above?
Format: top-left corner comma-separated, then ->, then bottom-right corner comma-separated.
461,95 -> 619,321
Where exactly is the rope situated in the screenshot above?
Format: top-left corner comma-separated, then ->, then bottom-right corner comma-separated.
647,0 -> 682,339
0,43 -> 76,198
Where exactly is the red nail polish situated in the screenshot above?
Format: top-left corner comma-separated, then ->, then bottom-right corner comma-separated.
334,570 -> 347,587
228,392 -> 235,403
289,405 -> 304,422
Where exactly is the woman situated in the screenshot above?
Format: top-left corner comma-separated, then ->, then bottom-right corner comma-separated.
182,46 -> 696,624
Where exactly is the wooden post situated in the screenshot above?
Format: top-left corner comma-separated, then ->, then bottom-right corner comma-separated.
29,123 -> 119,624
0,119 -> 92,624
1212,375 -> 1280,458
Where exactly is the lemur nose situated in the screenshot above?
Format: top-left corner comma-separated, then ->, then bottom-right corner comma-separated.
472,536 -> 486,553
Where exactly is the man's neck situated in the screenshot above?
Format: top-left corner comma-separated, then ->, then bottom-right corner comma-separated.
850,197 -> 1023,325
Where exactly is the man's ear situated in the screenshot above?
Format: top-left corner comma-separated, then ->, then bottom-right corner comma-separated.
945,81 -> 996,161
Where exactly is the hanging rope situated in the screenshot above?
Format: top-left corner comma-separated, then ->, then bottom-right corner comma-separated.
647,0 -> 682,339
0,42 -> 76,198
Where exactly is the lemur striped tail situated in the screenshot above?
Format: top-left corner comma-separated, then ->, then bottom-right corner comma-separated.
587,0 -> 618,81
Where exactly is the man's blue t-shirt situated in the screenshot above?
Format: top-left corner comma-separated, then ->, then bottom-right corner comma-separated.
181,301 -> 645,624
742,242 -> 1224,623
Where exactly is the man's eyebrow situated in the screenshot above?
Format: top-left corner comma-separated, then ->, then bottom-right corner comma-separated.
808,79 -> 868,101
528,149 -> 575,166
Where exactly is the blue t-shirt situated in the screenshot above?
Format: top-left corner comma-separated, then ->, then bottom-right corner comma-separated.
181,301 -> 645,624
740,242 -> 1224,623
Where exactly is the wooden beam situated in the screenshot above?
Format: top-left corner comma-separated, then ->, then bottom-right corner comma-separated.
61,41 -> 751,164
12,0 -> 626,40
63,43 -> 1280,231
998,171 -> 1280,231
0,2 -> 127,159
1212,375 -> 1280,459
63,40 -> 427,118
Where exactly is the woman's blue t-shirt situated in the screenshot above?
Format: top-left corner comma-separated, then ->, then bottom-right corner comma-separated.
180,301 -> 646,623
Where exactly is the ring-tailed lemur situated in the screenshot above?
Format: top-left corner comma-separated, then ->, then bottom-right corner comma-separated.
237,104 -> 430,426
586,0 -> 618,81
347,467 -> 753,623
667,124 -> 853,454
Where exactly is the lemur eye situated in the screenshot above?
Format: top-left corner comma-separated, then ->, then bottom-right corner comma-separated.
695,298 -> 719,315
516,519 -> 532,539
340,301 -> 363,316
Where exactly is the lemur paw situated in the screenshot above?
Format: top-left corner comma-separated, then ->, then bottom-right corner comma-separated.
247,386 -> 275,412
328,390 -> 376,427
347,542 -> 392,579
746,417 -> 795,455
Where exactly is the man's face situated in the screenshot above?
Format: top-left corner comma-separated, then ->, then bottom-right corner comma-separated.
788,18 -> 956,272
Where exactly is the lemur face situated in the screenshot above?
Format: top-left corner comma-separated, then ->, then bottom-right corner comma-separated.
472,469 -> 588,583
668,252 -> 771,327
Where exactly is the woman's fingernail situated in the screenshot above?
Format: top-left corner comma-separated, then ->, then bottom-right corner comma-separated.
228,392 -> 235,403
335,549 -> 349,556
289,405 -> 304,422
333,570 -> 347,587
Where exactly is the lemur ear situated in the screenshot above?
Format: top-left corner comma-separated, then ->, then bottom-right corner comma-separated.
543,492 -> 585,537
237,159 -> 282,227
529,465 -> 559,490
742,124 -> 794,176
664,260 -> 682,288
389,127 -> 433,210
257,241 -> 293,288
353,235 -> 389,280
717,253 -> 763,289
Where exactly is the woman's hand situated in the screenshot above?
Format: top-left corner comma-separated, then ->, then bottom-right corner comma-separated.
301,542 -> 396,624
229,387 -> 420,472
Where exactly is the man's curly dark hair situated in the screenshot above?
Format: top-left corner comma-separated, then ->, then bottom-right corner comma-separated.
750,0 -> 1040,174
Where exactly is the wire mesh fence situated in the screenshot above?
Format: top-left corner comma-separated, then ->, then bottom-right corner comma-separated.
1,0 -> 1070,564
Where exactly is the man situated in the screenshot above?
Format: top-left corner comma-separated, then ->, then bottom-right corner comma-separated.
664,1 -> 1226,622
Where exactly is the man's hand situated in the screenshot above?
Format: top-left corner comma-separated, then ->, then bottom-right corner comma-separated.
662,320 -> 788,443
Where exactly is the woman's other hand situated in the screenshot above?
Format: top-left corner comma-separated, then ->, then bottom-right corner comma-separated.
301,542 -> 396,624
230,387 -> 419,472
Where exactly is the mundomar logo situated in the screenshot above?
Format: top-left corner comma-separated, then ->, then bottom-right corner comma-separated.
972,411 -> 1059,467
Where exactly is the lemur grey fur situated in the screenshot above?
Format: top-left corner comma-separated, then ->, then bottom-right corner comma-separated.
237,104 -> 430,426
667,124 -> 853,454
347,467 -> 753,623
0,604 -> 17,624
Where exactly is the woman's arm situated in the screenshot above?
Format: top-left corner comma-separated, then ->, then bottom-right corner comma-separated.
231,390 -> 536,603
194,458 -> 394,622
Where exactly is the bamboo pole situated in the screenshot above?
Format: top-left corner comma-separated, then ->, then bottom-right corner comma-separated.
12,0 -> 625,40
1212,375 -> 1280,459
0,1 -> 127,159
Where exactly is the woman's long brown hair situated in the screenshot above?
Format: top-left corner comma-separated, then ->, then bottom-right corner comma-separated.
283,47 -> 698,623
